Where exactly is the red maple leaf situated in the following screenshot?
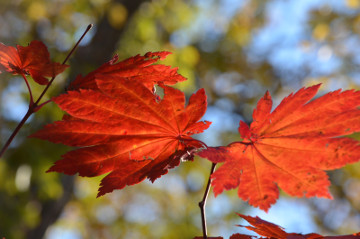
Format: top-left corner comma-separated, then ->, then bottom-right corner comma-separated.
32,77 -> 211,196
69,51 -> 186,91
198,85 -> 360,211
235,213 -> 360,239
0,40 -> 68,85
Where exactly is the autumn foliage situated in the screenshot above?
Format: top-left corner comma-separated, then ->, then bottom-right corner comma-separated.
0,40 -> 68,85
194,214 -> 360,239
1,39 -> 360,238
198,85 -> 360,211
231,214 -> 360,239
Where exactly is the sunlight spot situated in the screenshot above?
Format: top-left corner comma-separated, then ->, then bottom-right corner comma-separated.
318,45 -> 332,61
346,0 -> 360,8
15,164 -> 32,192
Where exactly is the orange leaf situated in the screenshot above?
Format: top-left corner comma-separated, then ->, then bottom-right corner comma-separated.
198,85 -> 360,211
69,51 -> 185,91
236,213 -> 288,238
0,40 -> 68,85
32,77 -> 210,196
229,234 -> 253,239
235,213 -> 360,239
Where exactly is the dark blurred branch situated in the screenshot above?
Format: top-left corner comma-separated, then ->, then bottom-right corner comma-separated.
70,0 -> 148,76
26,175 -> 75,239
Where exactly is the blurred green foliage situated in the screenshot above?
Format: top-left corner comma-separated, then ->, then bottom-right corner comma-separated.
1,0 -> 360,238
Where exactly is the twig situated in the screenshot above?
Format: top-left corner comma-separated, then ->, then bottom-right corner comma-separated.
34,24 -> 93,108
22,73 -> 34,105
0,24 -> 93,158
199,162 -> 217,239
0,108 -> 32,157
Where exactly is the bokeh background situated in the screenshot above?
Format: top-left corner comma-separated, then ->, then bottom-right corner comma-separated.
1,0 -> 360,238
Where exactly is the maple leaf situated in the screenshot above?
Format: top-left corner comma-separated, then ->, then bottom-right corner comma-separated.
0,40 -> 68,85
69,51 -> 186,91
32,77 -> 211,196
198,85 -> 360,211
235,213 -> 360,239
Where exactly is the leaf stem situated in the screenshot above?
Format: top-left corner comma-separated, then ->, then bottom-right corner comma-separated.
0,24 -> 93,158
34,99 -> 52,112
199,162 -> 216,239
22,73 -> 34,105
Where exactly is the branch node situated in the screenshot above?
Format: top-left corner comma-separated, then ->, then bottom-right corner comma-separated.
199,162 -> 216,239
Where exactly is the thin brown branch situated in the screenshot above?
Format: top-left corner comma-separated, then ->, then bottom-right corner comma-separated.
199,162 -> 217,239
35,24 -> 93,107
0,108 -> 32,158
21,73 -> 34,105
0,24 -> 93,158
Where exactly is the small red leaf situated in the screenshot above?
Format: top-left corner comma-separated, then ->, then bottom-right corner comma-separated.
229,234 -> 253,239
237,213 -> 287,238
235,213 -> 360,239
0,41 -> 68,85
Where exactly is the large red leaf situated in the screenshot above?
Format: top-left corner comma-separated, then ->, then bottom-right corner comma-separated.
198,85 -> 360,211
32,77 -> 210,196
0,40 -> 68,85
69,51 -> 186,91
235,213 -> 360,239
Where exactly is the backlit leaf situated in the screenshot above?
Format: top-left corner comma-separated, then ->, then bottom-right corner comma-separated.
0,40 -> 68,85
69,51 -> 186,91
32,76 -> 210,196
235,213 -> 360,239
198,85 -> 360,211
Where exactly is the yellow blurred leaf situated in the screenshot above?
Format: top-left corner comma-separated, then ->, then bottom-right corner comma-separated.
27,1 -> 47,21
179,46 -> 200,67
24,201 -> 41,228
313,23 -> 329,41
107,3 -> 128,29
346,0 -> 360,8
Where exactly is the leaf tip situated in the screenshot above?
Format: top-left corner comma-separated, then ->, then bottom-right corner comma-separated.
46,165 -> 56,173
239,121 -> 251,139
